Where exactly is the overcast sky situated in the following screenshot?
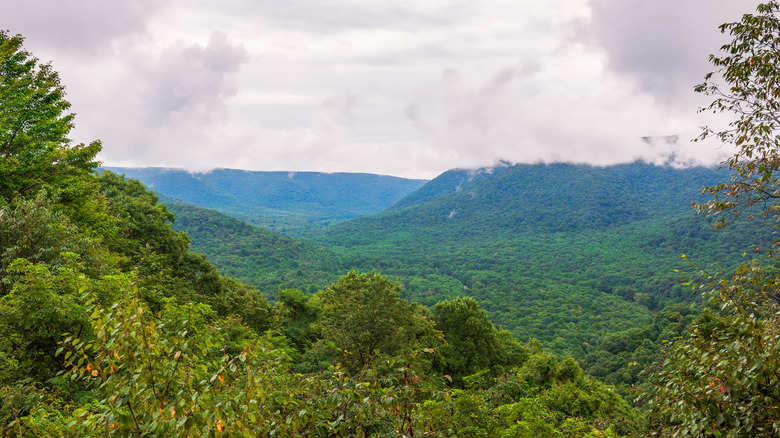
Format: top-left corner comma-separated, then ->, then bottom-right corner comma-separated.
2,0 -> 759,179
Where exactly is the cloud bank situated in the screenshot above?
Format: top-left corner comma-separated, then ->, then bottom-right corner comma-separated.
1,0 -> 759,178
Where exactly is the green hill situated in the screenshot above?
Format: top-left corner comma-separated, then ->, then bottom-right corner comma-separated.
162,199 -> 341,295
333,162 -> 724,238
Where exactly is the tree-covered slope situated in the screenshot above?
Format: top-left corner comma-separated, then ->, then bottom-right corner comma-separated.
335,162 -> 726,239
104,167 -> 427,235
162,200 -> 341,295
389,160 -> 512,210
308,163 -> 755,290
311,162 -> 758,282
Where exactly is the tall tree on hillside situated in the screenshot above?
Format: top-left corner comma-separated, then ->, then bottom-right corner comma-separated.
652,3 -> 780,436
433,297 -> 527,386
0,31 -> 102,226
314,271 -> 443,374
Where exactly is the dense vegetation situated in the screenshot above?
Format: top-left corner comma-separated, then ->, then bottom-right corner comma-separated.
162,199 -> 341,294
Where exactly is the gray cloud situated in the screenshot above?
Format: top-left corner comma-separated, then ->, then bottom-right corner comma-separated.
228,0 -> 480,33
1,0 -> 750,178
137,32 -> 248,124
405,51 -> 725,171
0,0 -> 164,56
83,32 -> 249,165
586,0 -> 759,103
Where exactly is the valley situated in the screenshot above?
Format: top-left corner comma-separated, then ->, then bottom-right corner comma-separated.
118,161 -> 768,387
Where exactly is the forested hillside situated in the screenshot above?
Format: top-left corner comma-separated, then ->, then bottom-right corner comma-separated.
324,162 -> 726,238
307,162 -> 764,347
105,167 -> 427,235
163,199 -> 341,293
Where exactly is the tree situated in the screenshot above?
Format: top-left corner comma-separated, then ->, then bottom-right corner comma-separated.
98,171 -> 187,261
0,30 -> 103,226
694,2 -> 780,241
651,3 -> 780,436
433,297 -> 527,386
314,271 -> 443,374
275,288 -> 321,353
651,262 -> 780,436
0,257 -> 91,382
0,192 -> 108,296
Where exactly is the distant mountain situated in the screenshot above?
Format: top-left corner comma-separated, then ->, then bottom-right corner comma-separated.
390,160 -> 512,210
103,167 -> 428,235
317,162 -> 727,243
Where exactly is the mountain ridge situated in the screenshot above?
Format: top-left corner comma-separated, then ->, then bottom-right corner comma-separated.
319,161 -> 725,244
102,166 -> 428,234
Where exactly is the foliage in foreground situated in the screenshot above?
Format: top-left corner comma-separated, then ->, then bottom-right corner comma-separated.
648,2 -> 780,436
650,262 -> 780,436
2,263 -> 643,437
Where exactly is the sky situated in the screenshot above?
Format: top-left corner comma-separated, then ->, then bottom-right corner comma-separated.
2,0 -> 759,179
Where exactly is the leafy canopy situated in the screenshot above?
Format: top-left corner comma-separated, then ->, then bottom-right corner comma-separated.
314,270 -> 443,375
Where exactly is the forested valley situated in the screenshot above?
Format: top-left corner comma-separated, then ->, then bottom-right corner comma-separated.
4,3 -> 780,436
157,162 -> 767,391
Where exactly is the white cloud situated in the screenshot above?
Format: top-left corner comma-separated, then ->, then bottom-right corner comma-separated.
0,0 -> 163,56
1,0 -> 753,178
405,43 -> 724,171
586,0 -> 759,103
